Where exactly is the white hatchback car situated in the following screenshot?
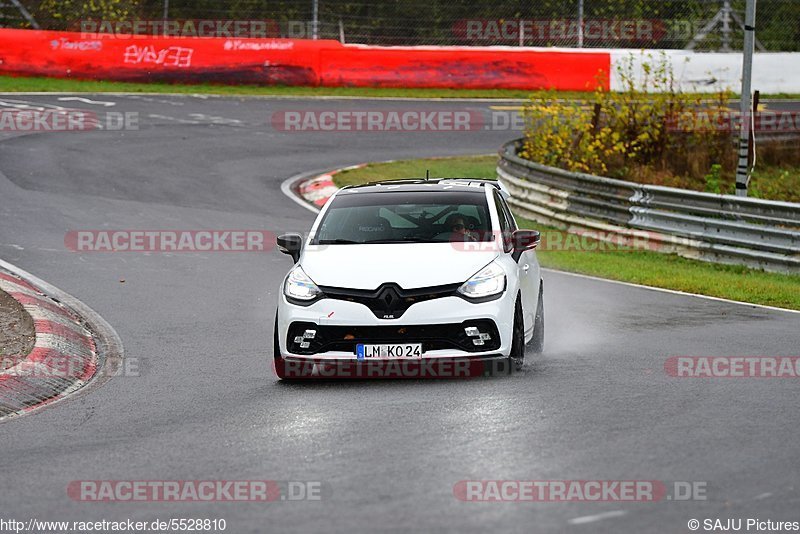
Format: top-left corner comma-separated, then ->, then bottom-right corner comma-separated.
274,179 -> 543,379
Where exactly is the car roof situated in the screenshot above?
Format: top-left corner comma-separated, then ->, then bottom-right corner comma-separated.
337,178 -> 503,195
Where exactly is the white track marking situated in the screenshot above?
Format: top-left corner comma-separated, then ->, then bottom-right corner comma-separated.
543,269 -> 800,315
568,510 -> 627,525
57,96 -> 115,107
187,113 -> 243,126
123,94 -> 185,106
147,113 -> 200,124
0,98 -> 68,111
0,98 -> 103,129
281,170 -> 327,214
0,281 -> 41,299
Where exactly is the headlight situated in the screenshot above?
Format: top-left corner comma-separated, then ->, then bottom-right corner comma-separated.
458,261 -> 506,299
284,266 -> 321,301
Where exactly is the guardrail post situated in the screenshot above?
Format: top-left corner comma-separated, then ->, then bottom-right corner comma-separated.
735,0 -> 757,197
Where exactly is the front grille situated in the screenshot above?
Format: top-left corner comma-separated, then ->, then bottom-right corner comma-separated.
318,282 -> 462,319
286,320 -> 501,355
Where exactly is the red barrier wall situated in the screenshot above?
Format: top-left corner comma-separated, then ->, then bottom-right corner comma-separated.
320,44 -> 609,91
0,29 -> 327,85
0,29 -> 610,91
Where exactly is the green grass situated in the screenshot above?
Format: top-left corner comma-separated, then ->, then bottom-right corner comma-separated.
333,154 -> 800,311
333,155 -> 499,187
2,75 -> 797,100
749,165 -> 800,203
0,75 -> 538,99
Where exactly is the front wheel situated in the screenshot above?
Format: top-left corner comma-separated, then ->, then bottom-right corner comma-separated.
509,295 -> 525,372
529,281 -> 544,354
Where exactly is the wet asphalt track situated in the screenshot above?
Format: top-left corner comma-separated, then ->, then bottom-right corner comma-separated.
0,94 -> 799,533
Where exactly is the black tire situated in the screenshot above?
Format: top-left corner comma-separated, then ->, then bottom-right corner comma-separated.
529,282 -> 545,354
509,295 -> 526,372
273,313 -> 288,380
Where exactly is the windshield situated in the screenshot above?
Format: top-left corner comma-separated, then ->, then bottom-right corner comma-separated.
313,190 -> 493,244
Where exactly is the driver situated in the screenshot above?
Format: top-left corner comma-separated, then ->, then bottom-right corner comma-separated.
444,213 -> 474,241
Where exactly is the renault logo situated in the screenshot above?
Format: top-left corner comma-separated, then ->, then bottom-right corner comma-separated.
378,286 -> 400,314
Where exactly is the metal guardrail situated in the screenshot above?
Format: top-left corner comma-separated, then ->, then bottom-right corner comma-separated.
497,138 -> 800,273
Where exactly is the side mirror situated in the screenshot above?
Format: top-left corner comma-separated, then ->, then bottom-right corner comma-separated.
277,233 -> 303,263
512,229 -> 540,251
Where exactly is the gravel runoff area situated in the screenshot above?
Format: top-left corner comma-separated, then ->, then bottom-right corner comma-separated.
0,288 -> 35,372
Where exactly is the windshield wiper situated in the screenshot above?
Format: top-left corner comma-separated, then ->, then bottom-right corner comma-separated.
362,237 -> 432,244
317,239 -> 363,245
318,237 -> 434,245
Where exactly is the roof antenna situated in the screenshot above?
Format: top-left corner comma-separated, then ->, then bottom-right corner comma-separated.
425,169 -> 430,181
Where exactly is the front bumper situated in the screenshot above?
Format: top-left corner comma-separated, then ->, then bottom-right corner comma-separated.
276,292 -> 516,361
285,319 -> 501,356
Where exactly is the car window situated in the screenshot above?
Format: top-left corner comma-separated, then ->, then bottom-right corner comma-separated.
493,191 -> 514,252
498,193 -> 517,231
378,207 -> 416,228
314,190 -> 492,244
493,193 -> 509,233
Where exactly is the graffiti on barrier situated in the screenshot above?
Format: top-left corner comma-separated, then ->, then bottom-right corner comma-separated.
123,45 -> 194,67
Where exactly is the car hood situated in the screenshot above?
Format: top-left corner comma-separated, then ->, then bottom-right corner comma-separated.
300,243 -> 499,290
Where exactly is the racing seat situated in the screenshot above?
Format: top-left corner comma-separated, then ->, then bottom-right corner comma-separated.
353,214 -> 394,242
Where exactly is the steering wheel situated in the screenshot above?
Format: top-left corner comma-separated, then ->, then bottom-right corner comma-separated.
432,231 -> 478,242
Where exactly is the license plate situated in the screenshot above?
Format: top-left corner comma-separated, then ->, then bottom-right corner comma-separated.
356,343 -> 423,360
